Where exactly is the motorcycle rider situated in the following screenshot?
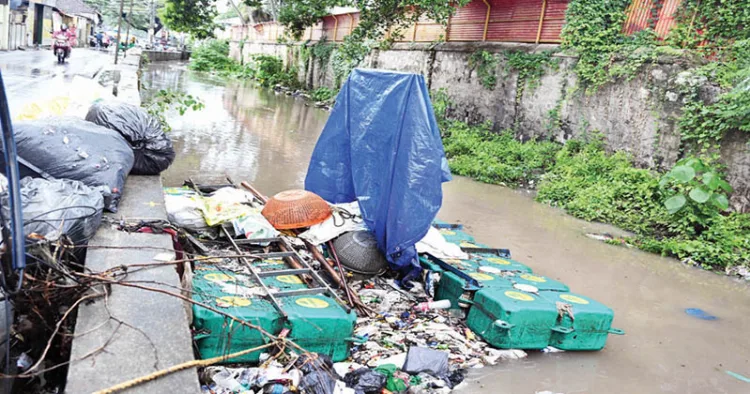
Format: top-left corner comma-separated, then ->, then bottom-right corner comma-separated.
52,24 -> 75,59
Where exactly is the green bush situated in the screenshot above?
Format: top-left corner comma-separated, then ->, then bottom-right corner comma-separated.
443,121 -> 561,187
310,87 -> 337,102
535,141 -> 749,269
189,40 -> 236,72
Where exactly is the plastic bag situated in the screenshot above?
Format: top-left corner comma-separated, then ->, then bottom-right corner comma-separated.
402,347 -> 449,377
199,188 -> 257,226
300,371 -> 337,394
1,177 -> 104,245
9,117 -> 134,212
163,188 -> 208,230
343,368 -> 387,394
85,102 -> 175,175
305,69 -> 452,282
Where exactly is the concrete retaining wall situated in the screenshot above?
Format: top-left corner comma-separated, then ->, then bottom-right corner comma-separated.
144,50 -> 191,62
231,41 -> 750,212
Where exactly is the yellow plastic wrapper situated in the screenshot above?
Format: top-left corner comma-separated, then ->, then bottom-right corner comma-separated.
16,96 -> 71,121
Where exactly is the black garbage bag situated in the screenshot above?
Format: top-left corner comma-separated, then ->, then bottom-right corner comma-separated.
1,177 -> 104,245
10,117 -> 134,212
402,347 -> 449,376
85,102 -> 175,175
299,371 -> 337,394
343,368 -> 387,394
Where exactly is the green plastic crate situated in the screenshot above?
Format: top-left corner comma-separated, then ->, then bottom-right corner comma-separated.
192,267 -> 356,363
432,221 -> 475,244
434,271 -> 513,309
466,288 -> 558,349
473,254 -> 533,273
539,291 -> 623,350
506,273 -> 570,292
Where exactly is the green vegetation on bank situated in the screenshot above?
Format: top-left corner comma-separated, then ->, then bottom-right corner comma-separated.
190,40 -> 301,89
435,92 -> 749,271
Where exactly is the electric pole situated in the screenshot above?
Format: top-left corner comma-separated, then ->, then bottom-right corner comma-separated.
124,0 -> 134,58
114,0 -> 125,64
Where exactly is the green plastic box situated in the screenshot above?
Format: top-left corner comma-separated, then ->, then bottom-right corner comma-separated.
466,288 -> 558,349
192,266 -> 356,363
432,221 -> 476,244
473,254 -> 533,273
434,271 -> 514,309
539,291 -> 623,350
505,273 -> 570,292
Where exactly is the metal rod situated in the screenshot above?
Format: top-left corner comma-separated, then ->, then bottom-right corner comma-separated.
536,0 -> 548,44
114,0 -> 125,64
327,241 -> 354,306
222,227 -> 288,317
257,268 -> 310,278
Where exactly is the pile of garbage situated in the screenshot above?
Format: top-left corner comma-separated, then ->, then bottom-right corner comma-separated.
164,183 -> 529,394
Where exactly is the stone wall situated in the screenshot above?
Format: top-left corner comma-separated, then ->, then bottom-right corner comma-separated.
143,50 -> 191,62
230,41 -> 750,212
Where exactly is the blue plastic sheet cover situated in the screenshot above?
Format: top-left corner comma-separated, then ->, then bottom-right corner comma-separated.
305,69 -> 451,281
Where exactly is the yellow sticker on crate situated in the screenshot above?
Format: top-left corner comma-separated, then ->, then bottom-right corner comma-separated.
204,273 -> 235,283
560,294 -> 589,305
504,291 -> 534,301
487,257 -> 511,265
216,296 -> 251,307
295,298 -> 329,309
469,273 -> 494,281
439,229 -> 456,236
277,275 -> 303,284
460,241 -> 477,247
520,274 -> 547,283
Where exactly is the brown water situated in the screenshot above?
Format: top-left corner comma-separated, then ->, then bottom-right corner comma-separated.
143,63 -> 750,394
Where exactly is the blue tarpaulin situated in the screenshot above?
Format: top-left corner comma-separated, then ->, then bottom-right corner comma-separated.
305,69 -> 451,281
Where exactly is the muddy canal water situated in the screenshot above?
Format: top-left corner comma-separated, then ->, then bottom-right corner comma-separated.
143,62 -> 750,394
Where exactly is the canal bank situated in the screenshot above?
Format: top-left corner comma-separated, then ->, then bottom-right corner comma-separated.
143,61 -> 750,394
65,54 -> 200,393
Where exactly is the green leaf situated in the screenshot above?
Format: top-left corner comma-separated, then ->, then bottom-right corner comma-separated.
717,179 -> 733,193
664,194 -> 687,214
712,193 -> 730,210
688,187 -> 711,203
670,165 -> 696,183
702,171 -> 719,189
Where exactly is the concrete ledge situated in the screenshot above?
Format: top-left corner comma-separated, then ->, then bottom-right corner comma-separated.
65,176 -> 200,394
143,50 -> 191,62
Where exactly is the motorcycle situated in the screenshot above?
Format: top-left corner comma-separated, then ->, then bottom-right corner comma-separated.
52,33 -> 71,64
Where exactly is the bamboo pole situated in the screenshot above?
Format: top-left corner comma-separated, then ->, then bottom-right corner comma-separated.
481,0 -> 491,41
536,0 -> 548,44
332,15 -> 338,42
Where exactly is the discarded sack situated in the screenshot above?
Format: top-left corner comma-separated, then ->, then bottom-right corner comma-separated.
85,102 -> 175,175
343,368 -> 387,394
10,117 -> 134,212
1,177 -> 104,245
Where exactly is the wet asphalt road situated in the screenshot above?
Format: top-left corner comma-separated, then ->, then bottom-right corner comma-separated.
0,48 -> 112,116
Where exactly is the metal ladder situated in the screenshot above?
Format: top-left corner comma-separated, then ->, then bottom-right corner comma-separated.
221,229 -> 349,318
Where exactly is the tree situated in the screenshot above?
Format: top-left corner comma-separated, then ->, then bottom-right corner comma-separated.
276,0 -> 466,40
161,0 -> 219,39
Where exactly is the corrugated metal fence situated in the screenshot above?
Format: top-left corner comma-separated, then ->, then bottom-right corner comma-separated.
232,0 -> 688,45
233,0 -> 570,44
623,0 -> 682,39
